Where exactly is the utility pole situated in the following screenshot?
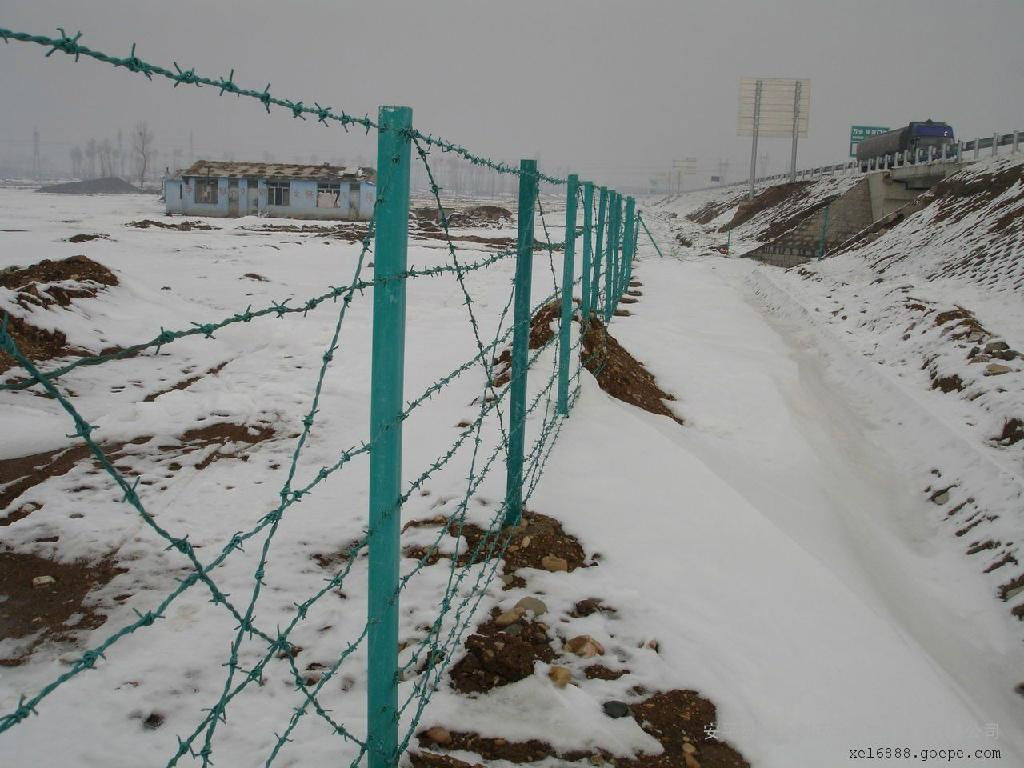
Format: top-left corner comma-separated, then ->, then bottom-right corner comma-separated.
32,127 -> 40,179
788,80 -> 802,182
747,79 -> 763,199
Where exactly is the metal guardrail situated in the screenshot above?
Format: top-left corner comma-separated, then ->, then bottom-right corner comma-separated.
751,129 -> 1022,187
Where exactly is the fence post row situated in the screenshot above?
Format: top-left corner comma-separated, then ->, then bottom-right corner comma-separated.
367,104 -> 413,768
631,211 -> 640,283
557,174 -> 579,415
504,158 -> 538,527
591,187 -> 608,317
581,182 -> 594,323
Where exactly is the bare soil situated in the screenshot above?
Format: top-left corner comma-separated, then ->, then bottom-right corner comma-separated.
400,511 -> 587,576
0,256 -> 120,374
0,550 -> 126,666
127,219 -> 217,231
491,302 -> 561,387
582,319 -> 682,424
449,611 -> 556,694
414,688 -> 749,767
718,182 -> 810,232
37,177 -> 141,195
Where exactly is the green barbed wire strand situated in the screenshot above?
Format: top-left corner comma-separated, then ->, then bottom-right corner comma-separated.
266,302 -> 569,764
0,247 -> 516,393
413,138 -> 511,445
0,26 -> 564,185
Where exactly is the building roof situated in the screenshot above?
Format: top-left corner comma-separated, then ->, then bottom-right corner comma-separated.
180,160 -> 376,182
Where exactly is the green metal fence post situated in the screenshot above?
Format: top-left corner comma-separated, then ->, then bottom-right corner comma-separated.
591,187 -> 608,315
630,213 -> 640,284
367,105 -> 412,768
604,192 -> 619,322
557,174 -> 579,415
621,197 -> 635,299
580,182 -> 594,322
504,159 -> 538,527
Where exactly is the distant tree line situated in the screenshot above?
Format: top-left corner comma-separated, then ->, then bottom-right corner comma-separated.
69,122 -> 156,187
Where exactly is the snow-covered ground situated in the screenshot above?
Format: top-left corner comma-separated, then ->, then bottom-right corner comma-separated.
2,182 -> 1022,766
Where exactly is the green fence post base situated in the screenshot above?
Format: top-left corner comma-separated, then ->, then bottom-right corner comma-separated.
504,159 -> 538,527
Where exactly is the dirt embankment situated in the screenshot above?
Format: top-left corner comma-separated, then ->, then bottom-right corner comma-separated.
37,177 -> 141,195
582,319 -> 682,424
0,255 -> 119,374
718,182 -> 811,234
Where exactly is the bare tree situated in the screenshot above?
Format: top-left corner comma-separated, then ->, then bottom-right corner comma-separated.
69,146 -> 83,179
84,139 -> 98,178
98,139 -> 114,177
132,122 -> 155,187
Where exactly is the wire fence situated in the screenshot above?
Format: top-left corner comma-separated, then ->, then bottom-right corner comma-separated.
0,25 -> 664,767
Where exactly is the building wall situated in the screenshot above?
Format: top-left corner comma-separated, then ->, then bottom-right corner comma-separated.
167,176 -> 374,220
164,180 -> 184,214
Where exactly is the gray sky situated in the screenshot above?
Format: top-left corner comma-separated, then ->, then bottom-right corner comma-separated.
1,0 -> 1022,189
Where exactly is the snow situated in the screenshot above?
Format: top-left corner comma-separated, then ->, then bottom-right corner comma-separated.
2,179 -> 1022,767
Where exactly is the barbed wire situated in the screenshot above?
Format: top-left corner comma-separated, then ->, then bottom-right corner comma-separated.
0,26 -> 564,184
0,21 -> 670,766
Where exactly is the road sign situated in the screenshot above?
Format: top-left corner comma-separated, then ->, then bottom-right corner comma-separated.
738,78 -> 810,138
738,77 -> 810,194
849,125 -> 889,157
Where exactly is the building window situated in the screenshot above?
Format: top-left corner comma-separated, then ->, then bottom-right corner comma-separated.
316,182 -> 341,208
195,178 -> 219,204
267,180 -> 290,207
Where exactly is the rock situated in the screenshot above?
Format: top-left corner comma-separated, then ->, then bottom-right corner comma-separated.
541,555 -> 568,572
985,341 -> 1010,352
520,536 -> 532,548
602,700 -> 630,719
500,574 -> 517,586
548,665 -> 572,688
566,635 -> 605,658
683,742 -> 697,755
494,608 -> 523,627
502,624 -> 522,636
424,726 -> 452,745
684,754 -> 701,768
984,363 -> 1012,376
514,596 -> 547,617
931,491 -> 950,505
32,575 -> 56,588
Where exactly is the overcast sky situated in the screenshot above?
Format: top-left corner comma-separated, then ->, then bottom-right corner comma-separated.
1,0 -> 1022,188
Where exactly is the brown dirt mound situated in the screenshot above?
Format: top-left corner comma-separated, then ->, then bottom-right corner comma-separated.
0,550 -> 126,666
401,511 -> 587,576
449,611 -> 556,693
491,302 -> 561,387
0,314 -> 73,375
994,418 -> 1024,446
686,192 -> 747,225
415,688 -> 748,767
414,205 -> 513,229
127,219 -> 217,231
242,223 -> 368,243
1,255 -> 119,294
37,177 -> 141,195
68,233 -> 110,243
582,319 -> 682,424
719,182 -> 810,232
